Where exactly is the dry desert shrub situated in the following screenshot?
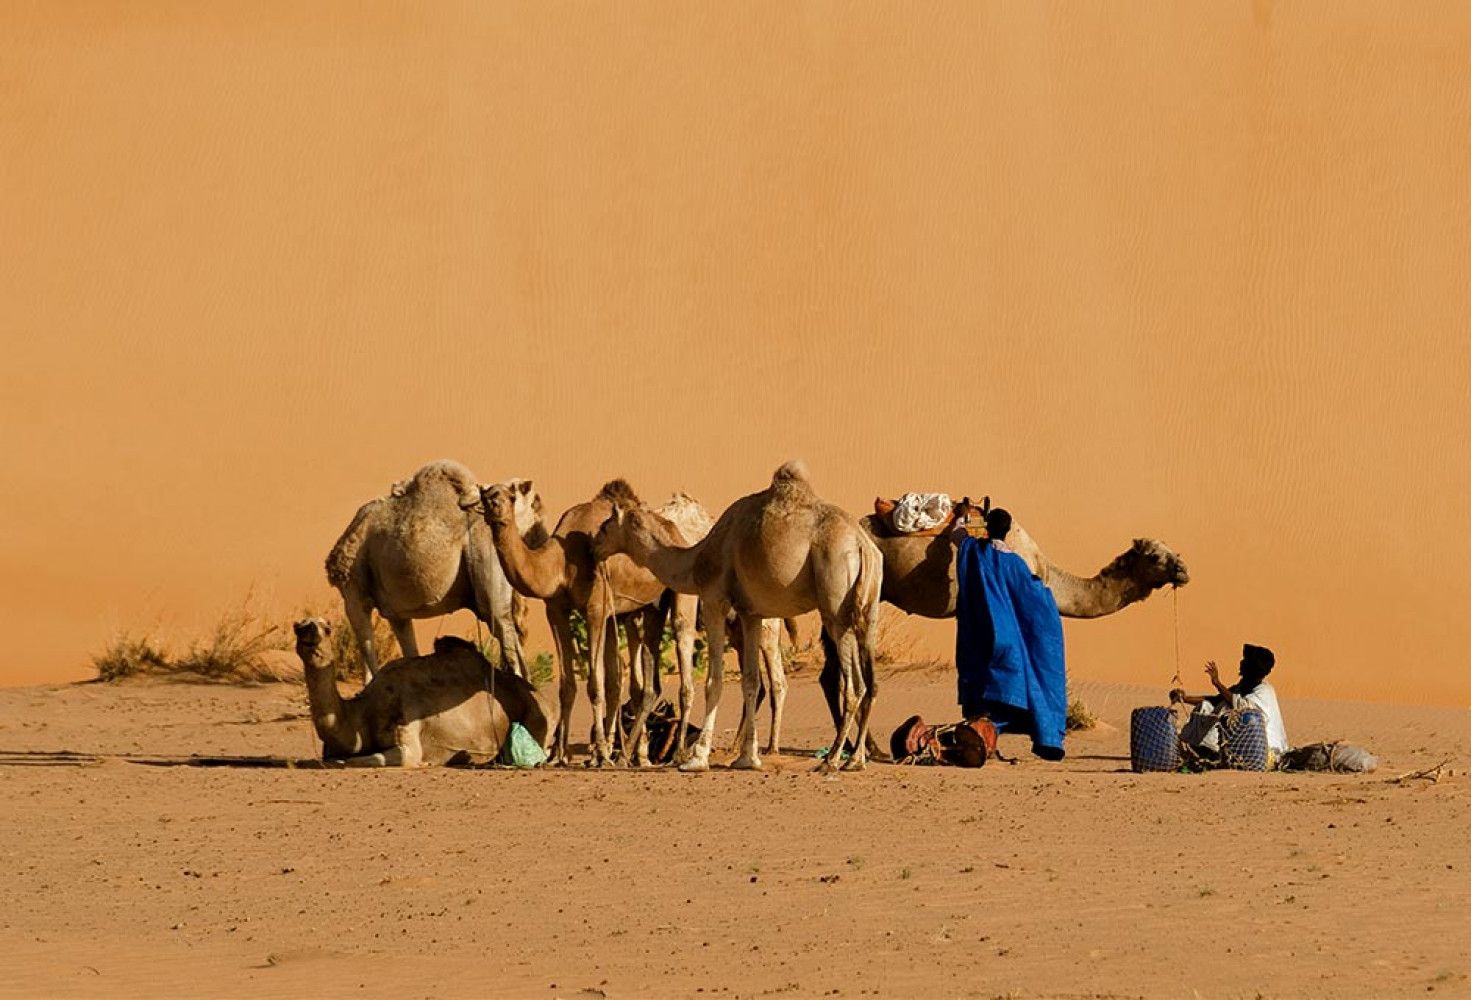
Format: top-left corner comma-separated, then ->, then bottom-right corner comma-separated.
172,597 -> 295,683
91,630 -> 171,681
1065,694 -> 1099,732
873,607 -> 947,672
94,592 -> 302,684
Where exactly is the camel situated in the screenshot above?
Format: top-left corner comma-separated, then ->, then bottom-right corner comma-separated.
478,479 -> 700,767
293,618 -> 556,767
594,460 -> 882,773
647,493 -> 794,757
325,460 -> 544,681
818,509 -> 1190,749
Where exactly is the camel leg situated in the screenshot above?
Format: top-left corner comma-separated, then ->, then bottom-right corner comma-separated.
547,604 -> 578,766
670,594 -> 698,761
584,598 -> 617,768
818,629 -> 888,762
625,604 -> 666,767
342,591 -> 381,681
477,565 -> 528,679
759,621 -> 787,756
820,625 -> 861,774
328,746 -> 408,768
681,600 -> 728,772
731,616 -> 764,770
839,630 -> 872,773
388,617 -> 420,660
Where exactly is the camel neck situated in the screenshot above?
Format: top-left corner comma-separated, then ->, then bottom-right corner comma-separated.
1039,556 -> 1148,619
301,657 -> 364,755
626,513 -> 703,595
487,516 -> 568,600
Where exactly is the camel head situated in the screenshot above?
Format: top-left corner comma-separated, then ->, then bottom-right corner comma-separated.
1124,539 -> 1191,589
499,478 -> 543,535
591,505 -> 631,562
293,618 -> 333,663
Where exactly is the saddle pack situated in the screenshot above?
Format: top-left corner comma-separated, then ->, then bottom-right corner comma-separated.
889,714 -> 998,768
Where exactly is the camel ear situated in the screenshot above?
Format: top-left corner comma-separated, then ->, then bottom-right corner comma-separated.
518,480 -> 532,496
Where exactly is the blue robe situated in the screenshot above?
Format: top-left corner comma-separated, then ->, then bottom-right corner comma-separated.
954,536 -> 1068,757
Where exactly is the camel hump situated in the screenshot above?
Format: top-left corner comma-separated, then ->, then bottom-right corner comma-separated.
399,460 -> 481,508
596,478 -> 642,509
770,459 -> 811,488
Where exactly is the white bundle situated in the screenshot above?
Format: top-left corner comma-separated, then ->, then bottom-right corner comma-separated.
891,492 -> 953,534
1329,743 -> 1379,773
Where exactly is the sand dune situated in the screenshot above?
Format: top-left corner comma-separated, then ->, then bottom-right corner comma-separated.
3,4 -> 1470,707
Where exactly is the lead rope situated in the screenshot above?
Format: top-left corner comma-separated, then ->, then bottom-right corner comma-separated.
1169,586 -> 1183,709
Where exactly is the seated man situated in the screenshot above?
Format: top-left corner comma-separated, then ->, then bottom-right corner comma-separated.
951,506 -> 1068,760
1172,643 -> 1289,762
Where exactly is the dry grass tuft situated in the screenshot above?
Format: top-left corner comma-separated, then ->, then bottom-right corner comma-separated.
94,592 -> 305,685
1065,693 -> 1099,732
91,630 -> 171,681
172,598 -> 295,683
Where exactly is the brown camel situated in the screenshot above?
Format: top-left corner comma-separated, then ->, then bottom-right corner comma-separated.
594,460 -> 882,773
818,510 -> 1190,748
293,618 -> 556,767
478,480 -> 697,767
324,460 -> 544,681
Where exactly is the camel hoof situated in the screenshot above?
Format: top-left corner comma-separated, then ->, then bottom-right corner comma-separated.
678,757 -> 710,773
840,757 -> 867,773
730,755 -> 762,771
815,759 -> 838,775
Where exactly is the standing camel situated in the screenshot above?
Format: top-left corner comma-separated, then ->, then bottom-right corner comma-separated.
478,480 -> 698,766
325,460 -> 544,680
819,510 -> 1190,748
594,460 -> 882,773
642,493 -> 794,758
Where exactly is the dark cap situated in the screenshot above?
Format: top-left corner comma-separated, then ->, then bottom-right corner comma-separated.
1242,643 -> 1275,675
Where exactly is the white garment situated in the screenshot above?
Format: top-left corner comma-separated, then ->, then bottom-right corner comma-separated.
891,492 -> 952,533
1187,680 -> 1290,755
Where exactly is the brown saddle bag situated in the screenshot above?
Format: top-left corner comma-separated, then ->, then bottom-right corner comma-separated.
890,715 -> 998,767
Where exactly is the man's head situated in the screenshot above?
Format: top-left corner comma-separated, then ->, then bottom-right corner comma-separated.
985,507 -> 1012,542
1240,643 -> 1275,681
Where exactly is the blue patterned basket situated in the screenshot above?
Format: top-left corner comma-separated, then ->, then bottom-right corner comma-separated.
1220,708 -> 1269,771
1130,707 -> 1181,773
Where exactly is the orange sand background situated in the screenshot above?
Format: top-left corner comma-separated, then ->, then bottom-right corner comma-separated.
3,2 -> 1468,705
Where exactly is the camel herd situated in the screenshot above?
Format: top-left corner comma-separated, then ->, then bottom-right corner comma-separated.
304,459 -> 1190,772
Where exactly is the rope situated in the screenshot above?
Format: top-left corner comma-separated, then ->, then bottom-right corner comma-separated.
1170,586 -> 1183,698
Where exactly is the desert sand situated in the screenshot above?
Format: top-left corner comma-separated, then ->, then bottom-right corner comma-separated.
1,665 -> 1467,999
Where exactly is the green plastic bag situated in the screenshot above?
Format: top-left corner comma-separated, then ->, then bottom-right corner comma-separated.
498,722 -> 547,769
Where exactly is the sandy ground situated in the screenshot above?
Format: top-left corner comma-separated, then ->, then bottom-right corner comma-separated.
1,665 -> 1468,1000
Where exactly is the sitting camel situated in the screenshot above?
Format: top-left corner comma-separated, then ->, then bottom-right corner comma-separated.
818,508 -> 1191,750
478,480 -> 699,767
594,460 -> 882,773
293,618 -> 556,767
325,460 -> 544,681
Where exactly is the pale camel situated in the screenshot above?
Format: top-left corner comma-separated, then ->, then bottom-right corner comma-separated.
647,493 -> 793,758
594,460 -> 882,773
818,511 -> 1190,748
478,480 -> 698,767
293,618 -> 556,767
325,460 -> 544,681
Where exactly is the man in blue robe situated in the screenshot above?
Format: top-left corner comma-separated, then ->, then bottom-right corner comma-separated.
952,507 -> 1068,760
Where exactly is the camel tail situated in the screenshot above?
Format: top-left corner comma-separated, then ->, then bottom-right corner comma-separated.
854,538 -> 882,657
325,496 -> 386,589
